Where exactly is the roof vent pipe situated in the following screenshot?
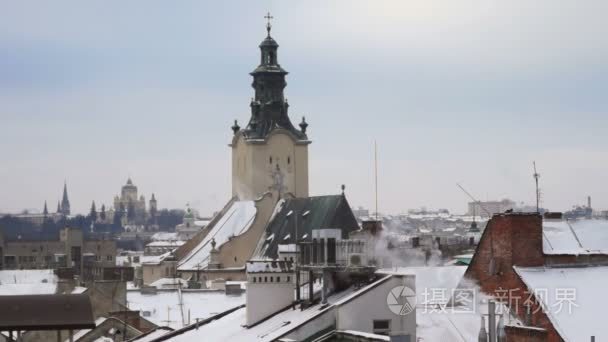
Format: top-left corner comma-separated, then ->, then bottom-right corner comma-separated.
478,316 -> 488,342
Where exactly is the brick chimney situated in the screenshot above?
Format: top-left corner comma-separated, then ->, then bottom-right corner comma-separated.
464,213 -> 544,294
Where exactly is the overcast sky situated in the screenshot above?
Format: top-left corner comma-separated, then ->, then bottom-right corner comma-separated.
1,1 -> 607,216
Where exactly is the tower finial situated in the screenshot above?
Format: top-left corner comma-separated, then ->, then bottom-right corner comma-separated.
264,11 -> 274,36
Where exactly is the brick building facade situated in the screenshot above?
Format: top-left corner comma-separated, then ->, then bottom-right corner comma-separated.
463,213 -> 608,341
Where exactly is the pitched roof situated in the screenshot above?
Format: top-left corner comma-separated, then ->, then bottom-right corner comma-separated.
514,265 -> 608,341
177,200 -> 257,271
252,195 -> 360,259
543,219 -> 608,255
148,275 -> 393,342
0,294 -> 95,330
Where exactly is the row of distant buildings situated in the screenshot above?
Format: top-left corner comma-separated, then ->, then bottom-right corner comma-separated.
3,177 -> 159,227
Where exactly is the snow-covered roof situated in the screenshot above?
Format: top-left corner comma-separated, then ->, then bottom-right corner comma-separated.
141,252 -> 173,265
127,290 -> 245,330
336,330 -> 390,341
194,220 -> 211,227
149,278 -> 188,289
245,260 -> 294,273
0,269 -> 58,295
178,201 -> 257,271
277,244 -> 297,253
417,310 -> 482,342
376,266 -> 491,341
165,277 -> 390,342
68,317 -> 107,342
514,265 -> 608,341
152,232 -> 179,241
129,327 -> 174,342
543,219 -> 608,255
72,286 -> 88,294
378,266 -> 466,305
146,241 -> 185,248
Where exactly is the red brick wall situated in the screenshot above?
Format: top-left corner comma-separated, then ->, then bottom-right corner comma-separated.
505,325 -> 547,342
545,253 -> 608,266
464,214 -> 543,293
463,213 -> 561,342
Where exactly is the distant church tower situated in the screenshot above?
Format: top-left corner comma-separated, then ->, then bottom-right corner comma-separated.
60,181 -> 71,216
230,15 -> 311,201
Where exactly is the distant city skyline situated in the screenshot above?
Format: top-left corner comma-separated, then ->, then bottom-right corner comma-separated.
1,1 -> 607,215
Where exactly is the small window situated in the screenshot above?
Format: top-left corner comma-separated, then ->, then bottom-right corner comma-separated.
106,255 -> 113,261
258,277 -> 262,282
276,276 -> 280,282
253,277 -> 257,283
373,320 -> 391,335
287,276 -> 291,282
287,156 -> 291,164
270,276 -> 274,282
264,276 -> 267,282
269,156 -> 273,164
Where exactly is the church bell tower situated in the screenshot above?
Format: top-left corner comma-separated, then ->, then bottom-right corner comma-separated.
230,14 -> 310,201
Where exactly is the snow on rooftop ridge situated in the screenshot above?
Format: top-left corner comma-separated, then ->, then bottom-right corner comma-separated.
128,328 -> 173,342
337,330 -> 390,341
514,265 -> 608,341
141,251 -> 172,265
178,201 -> 257,271
146,240 -> 185,247
246,260 -> 294,273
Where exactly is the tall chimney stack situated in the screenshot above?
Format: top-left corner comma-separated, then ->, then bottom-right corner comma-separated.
588,196 -> 592,209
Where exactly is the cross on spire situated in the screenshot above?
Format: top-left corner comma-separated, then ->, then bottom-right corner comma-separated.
264,12 -> 274,36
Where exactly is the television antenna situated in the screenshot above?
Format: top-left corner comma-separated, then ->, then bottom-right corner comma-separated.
374,140 -> 379,221
533,161 -> 541,213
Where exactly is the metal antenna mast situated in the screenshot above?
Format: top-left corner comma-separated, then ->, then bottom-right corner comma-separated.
533,161 -> 541,213
374,140 -> 379,221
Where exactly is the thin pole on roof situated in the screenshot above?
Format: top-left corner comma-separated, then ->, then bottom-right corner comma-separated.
374,140 -> 378,221
533,161 -> 541,213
